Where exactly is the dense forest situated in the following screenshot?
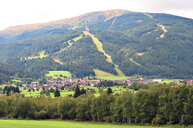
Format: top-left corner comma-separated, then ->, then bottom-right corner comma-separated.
0,63 -> 31,84
0,84 -> 193,126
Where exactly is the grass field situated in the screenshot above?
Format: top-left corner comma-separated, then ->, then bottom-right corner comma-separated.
0,120 -> 183,128
159,79 -> 182,84
94,69 -> 128,80
20,86 -> 132,98
21,89 -> 75,97
46,71 -> 72,78
21,90 -> 41,97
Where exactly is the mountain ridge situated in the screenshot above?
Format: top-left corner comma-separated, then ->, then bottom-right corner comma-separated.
1,9 -> 192,36
0,9 -> 128,35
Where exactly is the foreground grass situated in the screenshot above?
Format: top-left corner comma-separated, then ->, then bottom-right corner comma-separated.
0,120 -> 183,128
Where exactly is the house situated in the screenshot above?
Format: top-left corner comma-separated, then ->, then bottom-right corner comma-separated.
173,81 -> 181,84
140,80 -> 150,84
186,79 -> 193,84
90,83 -> 94,87
136,77 -> 144,81
152,79 -> 162,83
31,81 -> 39,86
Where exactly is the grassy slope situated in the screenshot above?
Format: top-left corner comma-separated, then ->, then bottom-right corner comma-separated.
84,31 -> 127,80
129,58 -> 142,67
0,120 -> 182,128
46,71 -> 72,78
94,69 -> 127,80
56,34 -> 83,54
25,51 -> 48,60
83,31 -> 113,64
23,34 -> 83,61
114,64 -> 125,76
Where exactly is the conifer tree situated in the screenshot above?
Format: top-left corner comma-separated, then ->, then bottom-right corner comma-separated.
106,87 -> 113,95
54,88 -> 60,97
73,85 -> 80,98
80,88 -> 86,95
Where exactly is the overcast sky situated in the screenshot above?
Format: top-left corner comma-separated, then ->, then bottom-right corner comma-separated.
0,0 -> 193,30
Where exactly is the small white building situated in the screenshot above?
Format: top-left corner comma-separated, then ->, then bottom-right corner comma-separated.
152,79 -> 162,83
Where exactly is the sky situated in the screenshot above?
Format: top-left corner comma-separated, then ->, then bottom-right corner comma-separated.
0,0 -> 193,30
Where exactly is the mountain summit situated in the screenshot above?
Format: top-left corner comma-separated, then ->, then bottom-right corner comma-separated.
0,9 -> 193,79
0,9 -> 128,35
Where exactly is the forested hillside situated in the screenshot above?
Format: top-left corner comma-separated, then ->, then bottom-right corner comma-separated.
0,63 -> 29,84
0,9 -> 193,78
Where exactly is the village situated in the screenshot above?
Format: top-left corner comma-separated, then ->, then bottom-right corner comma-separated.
18,77 -> 193,92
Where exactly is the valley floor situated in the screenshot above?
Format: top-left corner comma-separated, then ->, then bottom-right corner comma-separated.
0,120 -> 185,128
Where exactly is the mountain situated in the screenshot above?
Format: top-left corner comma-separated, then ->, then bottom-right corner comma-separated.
0,9 -> 193,79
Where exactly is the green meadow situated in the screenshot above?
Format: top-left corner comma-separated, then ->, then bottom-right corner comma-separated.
19,86 -> 131,97
21,90 -> 41,97
46,71 -> 72,78
159,79 -> 182,84
21,89 -> 74,97
0,120 -> 184,128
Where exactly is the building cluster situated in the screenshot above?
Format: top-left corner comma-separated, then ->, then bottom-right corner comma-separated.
18,77 -> 193,92
127,77 -> 162,85
19,78 -> 101,91
126,77 -> 187,85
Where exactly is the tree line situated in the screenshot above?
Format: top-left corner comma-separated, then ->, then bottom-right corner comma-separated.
0,84 -> 193,126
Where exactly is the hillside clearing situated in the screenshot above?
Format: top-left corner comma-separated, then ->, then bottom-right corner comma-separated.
55,34 -> 83,54
144,13 -> 153,19
110,16 -> 117,28
129,58 -> 142,66
83,31 -> 113,64
157,23 -> 168,38
84,31 -> 126,77
114,64 -> 125,76
135,52 -> 145,56
53,58 -> 63,65
24,51 -> 48,60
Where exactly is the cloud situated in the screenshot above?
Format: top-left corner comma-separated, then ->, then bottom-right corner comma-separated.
122,0 -> 193,19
